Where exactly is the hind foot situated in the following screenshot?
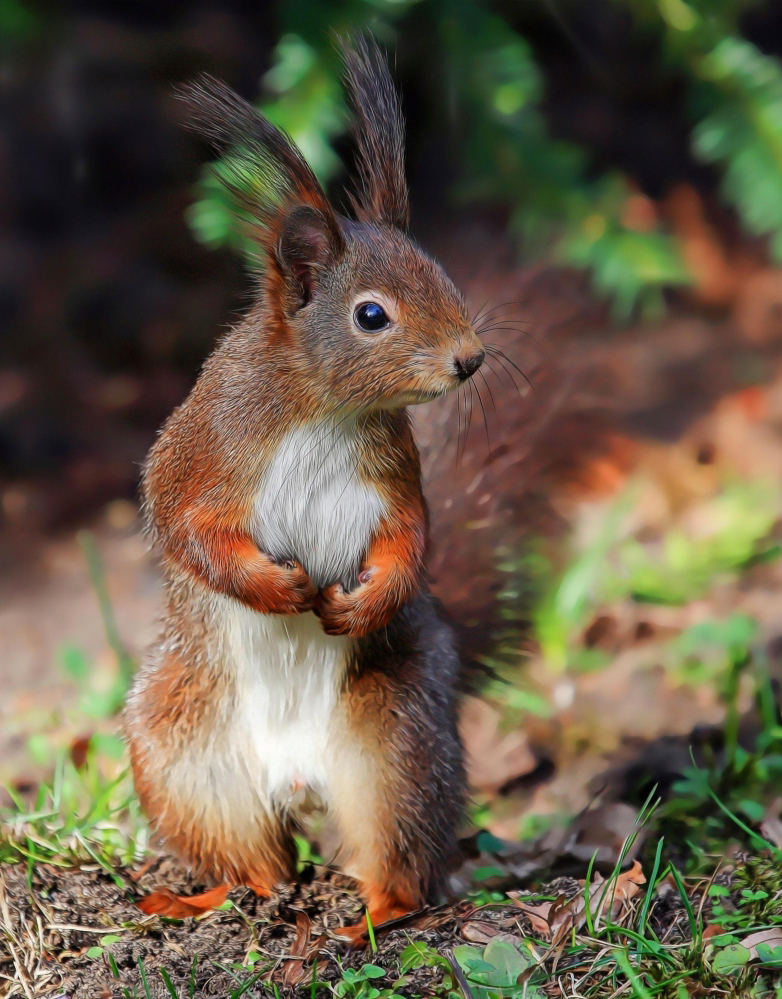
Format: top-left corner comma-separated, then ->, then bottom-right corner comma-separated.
333,891 -> 417,946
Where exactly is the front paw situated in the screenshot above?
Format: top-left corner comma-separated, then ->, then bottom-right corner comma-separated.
258,556 -> 317,615
314,572 -> 393,637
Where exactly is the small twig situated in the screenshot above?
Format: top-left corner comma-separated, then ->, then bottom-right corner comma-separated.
47,922 -> 125,934
445,948 -> 477,999
0,874 -> 35,999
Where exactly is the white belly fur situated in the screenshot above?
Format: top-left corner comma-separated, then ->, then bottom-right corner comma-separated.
253,419 -> 387,589
220,419 -> 386,808
217,598 -> 351,808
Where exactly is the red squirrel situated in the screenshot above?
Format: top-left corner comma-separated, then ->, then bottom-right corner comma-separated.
125,37 -> 484,941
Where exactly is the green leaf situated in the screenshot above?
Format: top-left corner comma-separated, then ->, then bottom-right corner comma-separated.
756,943 -> 782,967
482,937 -> 533,983
472,866 -> 505,882
713,943 -> 751,974
452,945 -> 486,974
61,645 -> 91,681
398,942 -> 444,973
737,799 -> 765,823
360,965 -> 386,979
86,946 -> 104,960
99,934 -> 122,946
740,889 -> 769,902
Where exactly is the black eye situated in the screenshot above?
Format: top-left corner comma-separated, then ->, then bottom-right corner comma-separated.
354,301 -> 390,333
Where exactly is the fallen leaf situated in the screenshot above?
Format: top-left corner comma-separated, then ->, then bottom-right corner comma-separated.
137,884 -> 229,918
69,734 -> 92,771
459,697 -> 536,793
506,894 -> 559,940
567,803 -> 641,865
128,858 -> 156,883
740,928 -> 782,960
282,911 -> 326,987
461,920 -> 501,943
510,861 -> 645,944
760,817 -> 782,850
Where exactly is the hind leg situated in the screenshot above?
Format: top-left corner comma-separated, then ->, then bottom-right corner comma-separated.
135,811 -> 298,916
327,642 -> 465,943
127,653 -> 298,916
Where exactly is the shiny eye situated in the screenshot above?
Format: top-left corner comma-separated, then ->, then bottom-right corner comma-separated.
354,301 -> 391,333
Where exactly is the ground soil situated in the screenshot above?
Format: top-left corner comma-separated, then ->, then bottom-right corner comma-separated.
0,851 -> 701,999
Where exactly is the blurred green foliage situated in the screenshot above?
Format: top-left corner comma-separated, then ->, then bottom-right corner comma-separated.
493,477 -> 780,675
188,0 -> 782,319
630,0 -> 782,262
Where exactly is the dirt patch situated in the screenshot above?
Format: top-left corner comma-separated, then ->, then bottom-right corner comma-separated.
0,858 -> 477,998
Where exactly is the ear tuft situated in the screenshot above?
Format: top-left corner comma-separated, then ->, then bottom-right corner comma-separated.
340,34 -> 409,230
175,74 -> 341,265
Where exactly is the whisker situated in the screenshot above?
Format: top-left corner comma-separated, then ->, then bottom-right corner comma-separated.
455,385 -> 463,468
472,299 -> 529,324
464,380 -> 475,459
475,321 -> 533,336
483,349 -> 524,395
270,406 -> 364,510
484,345 -> 535,392
476,323 -> 551,363
475,313 -> 531,329
470,297 -> 493,328
280,402 -> 377,513
482,357 -> 521,399
476,368 -> 497,412
472,378 -> 493,459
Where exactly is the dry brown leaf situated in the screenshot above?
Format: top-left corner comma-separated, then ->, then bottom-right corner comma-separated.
510,861 -> 646,944
740,928 -> 782,960
702,923 -> 724,943
282,911 -> 326,987
458,696 -> 536,793
760,817 -> 782,850
137,884 -> 229,918
507,893 -> 558,939
567,803 -> 641,865
461,920 -> 502,943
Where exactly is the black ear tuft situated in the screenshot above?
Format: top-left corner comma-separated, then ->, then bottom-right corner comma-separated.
277,205 -> 342,308
340,34 -> 409,230
175,74 -> 342,261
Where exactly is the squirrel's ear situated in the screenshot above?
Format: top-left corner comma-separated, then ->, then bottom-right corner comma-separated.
277,205 -> 344,308
341,35 -> 409,230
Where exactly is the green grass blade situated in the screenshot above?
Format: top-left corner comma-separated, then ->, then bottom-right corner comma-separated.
229,973 -> 263,999
366,908 -> 377,954
667,865 -> 698,944
160,967 -> 178,999
583,850 -> 598,935
78,529 -> 135,690
615,950 -> 653,999
189,955 -> 197,999
636,837 -> 664,951
688,748 -> 782,857
138,957 -> 152,999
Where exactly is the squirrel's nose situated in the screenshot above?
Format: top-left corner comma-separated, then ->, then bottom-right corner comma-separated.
454,350 -> 485,381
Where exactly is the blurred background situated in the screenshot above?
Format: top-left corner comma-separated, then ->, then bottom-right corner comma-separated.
5,0 -> 782,879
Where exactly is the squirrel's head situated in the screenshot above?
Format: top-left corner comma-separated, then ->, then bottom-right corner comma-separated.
178,36 -> 483,411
